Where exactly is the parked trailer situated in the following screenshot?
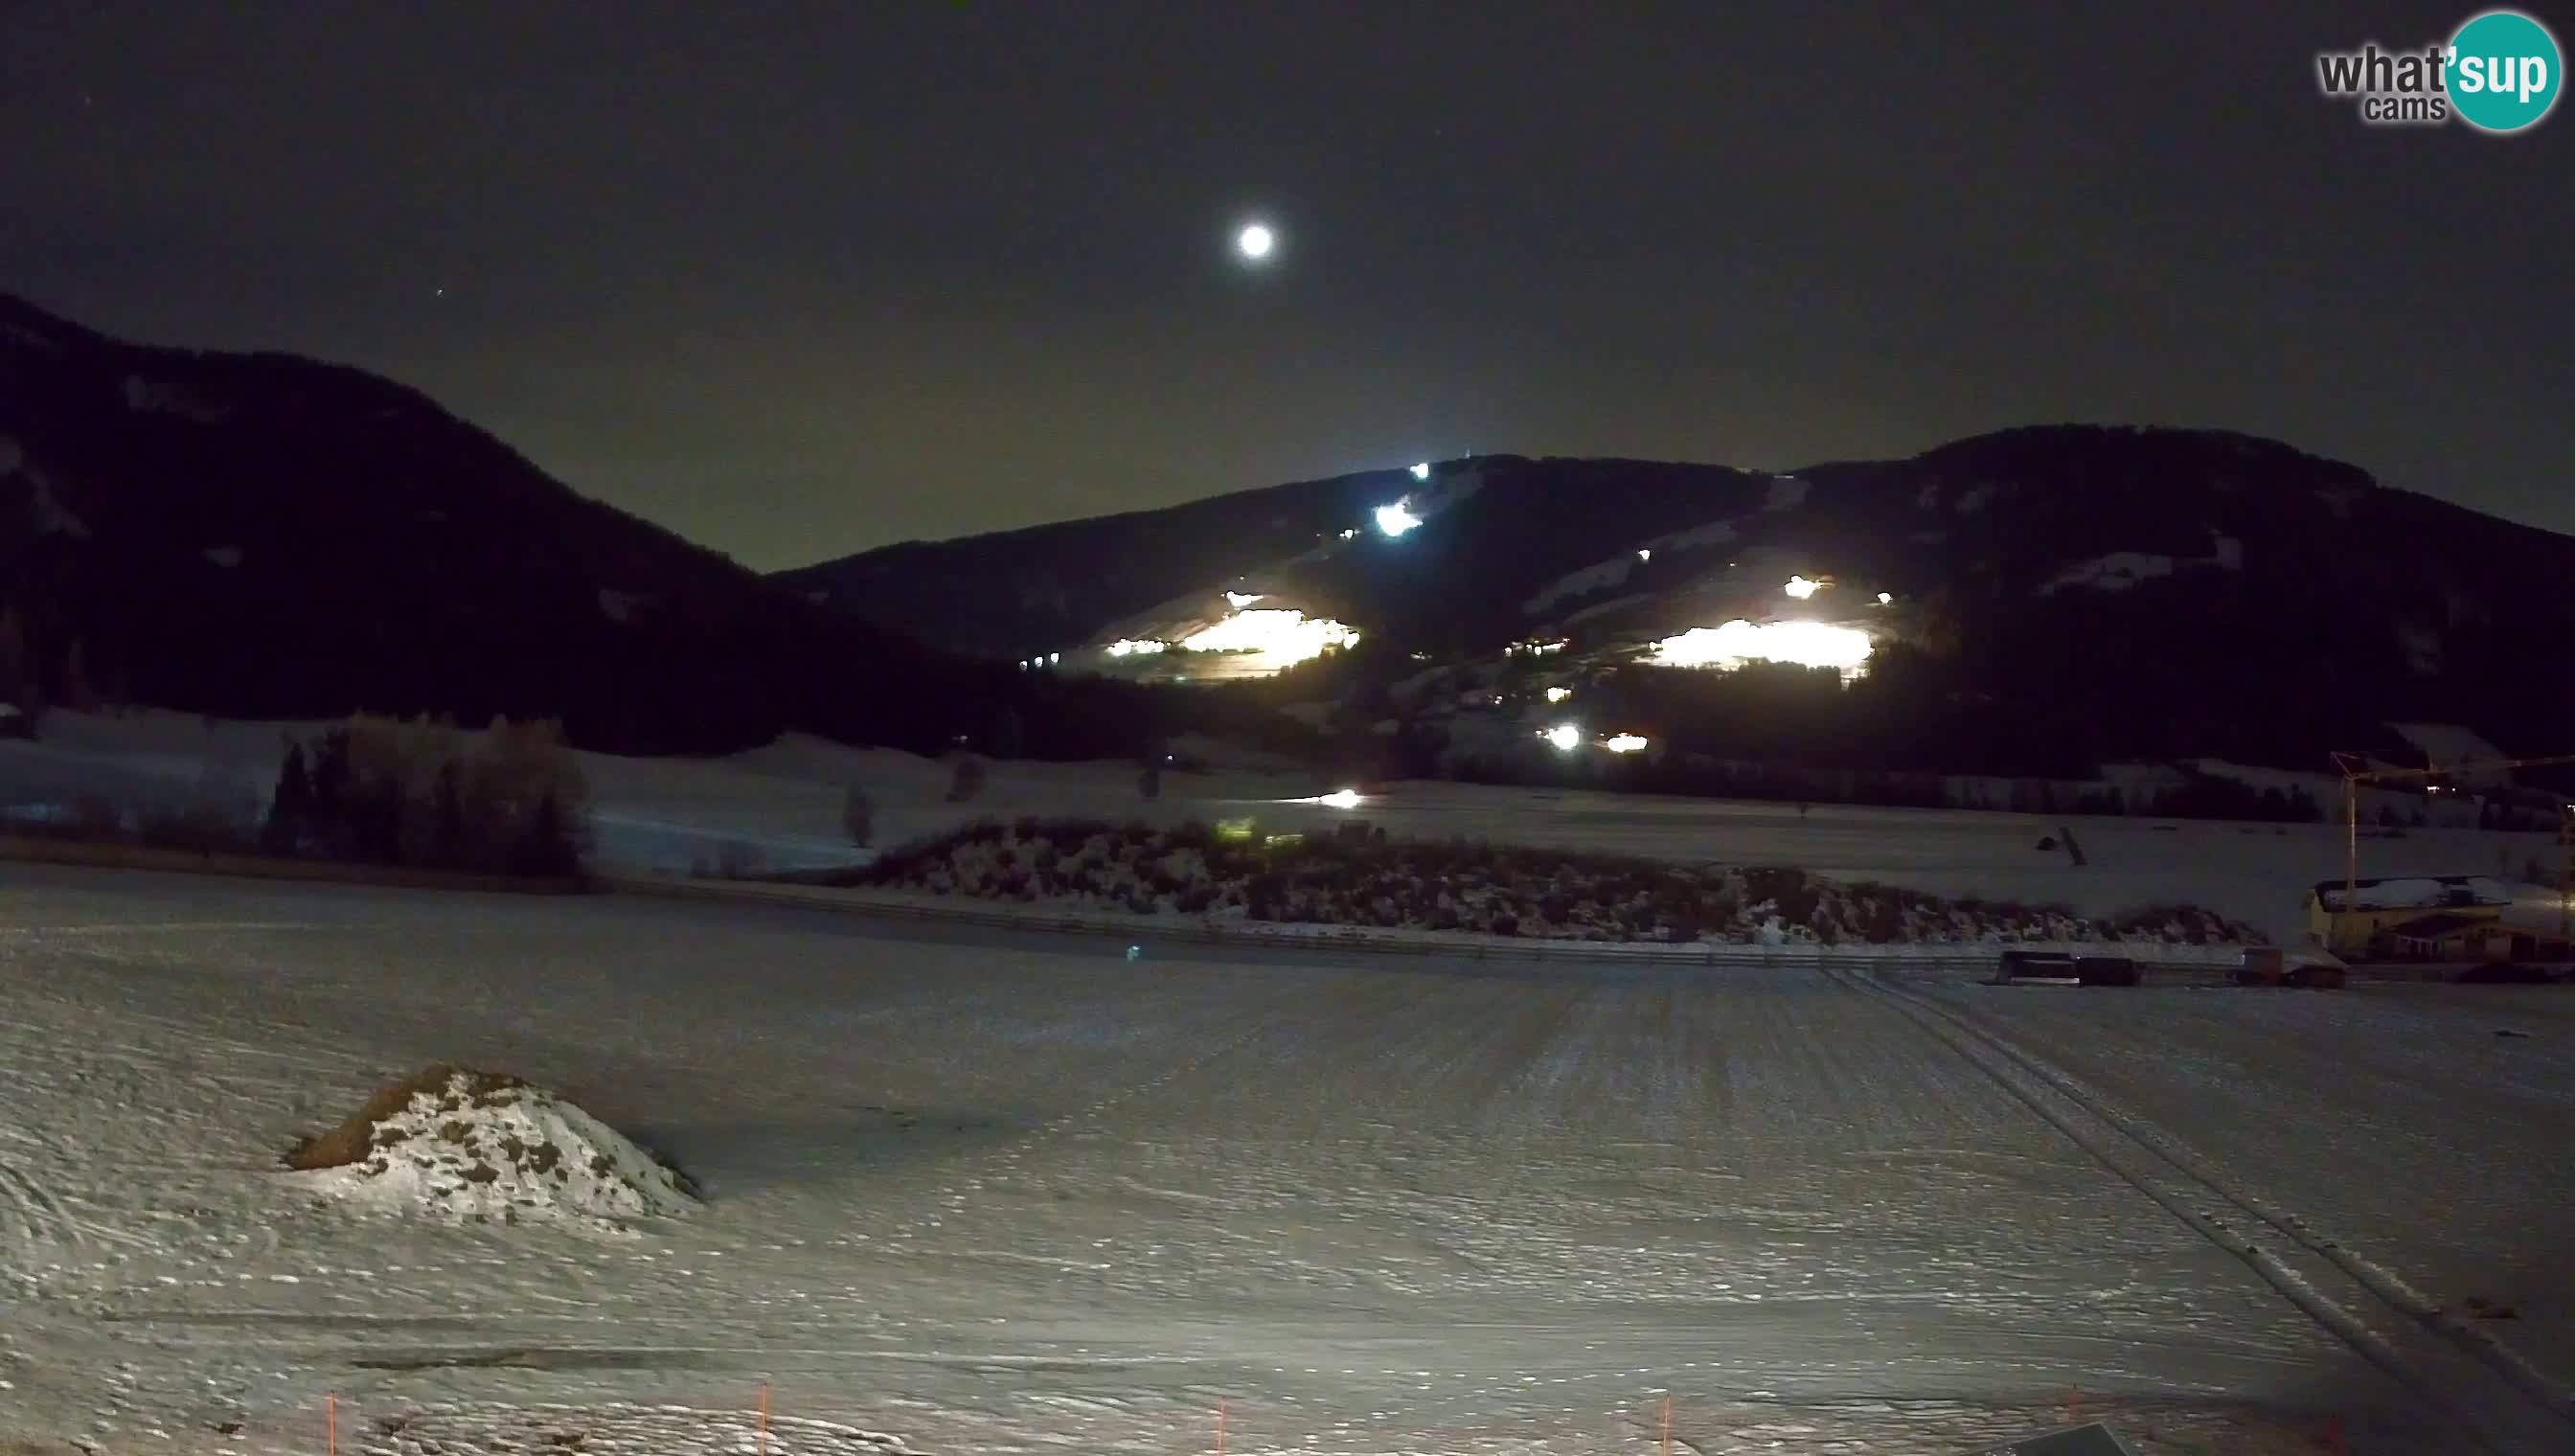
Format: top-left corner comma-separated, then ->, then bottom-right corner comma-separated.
1993,946 -> 2338,990
2074,955 -> 2141,987
1992,950 -> 2140,987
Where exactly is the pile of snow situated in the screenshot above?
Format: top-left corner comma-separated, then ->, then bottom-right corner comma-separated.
294,1066 -> 695,1230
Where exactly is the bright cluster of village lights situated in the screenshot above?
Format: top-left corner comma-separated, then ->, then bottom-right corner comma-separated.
1105,639 -> 1167,657
1375,498 -> 1423,536
1785,575 -> 1821,600
1538,723 -> 1651,755
1648,620 -> 1874,673
1277,788 -> 1366,809
1179,607 -> 1360,664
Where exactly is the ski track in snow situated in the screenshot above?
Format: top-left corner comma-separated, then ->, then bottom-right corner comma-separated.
0,863 -> 2554,1455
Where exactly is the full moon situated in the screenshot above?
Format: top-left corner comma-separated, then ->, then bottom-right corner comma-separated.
1235,222 -> 1276,261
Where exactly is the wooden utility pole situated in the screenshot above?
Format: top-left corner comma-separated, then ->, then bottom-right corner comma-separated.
2561,803 -> 2572,945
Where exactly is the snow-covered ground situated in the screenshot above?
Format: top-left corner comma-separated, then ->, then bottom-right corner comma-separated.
3,865 -> 2569,1454
3,710 -> 2569,945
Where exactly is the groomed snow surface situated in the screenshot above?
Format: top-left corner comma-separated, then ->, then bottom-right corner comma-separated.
4,866 -> 2572,1455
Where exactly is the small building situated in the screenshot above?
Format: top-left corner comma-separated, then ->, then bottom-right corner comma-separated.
2307,875 -> 2509,956
2379,912 -> 2516,963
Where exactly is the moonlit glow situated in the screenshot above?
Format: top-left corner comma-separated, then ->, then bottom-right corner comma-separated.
1544,722 -> 1582,752
1605,733 -> 1650,753
1785,575 -> 1822,600
1375,499 -> 1423,536
1648,620 -> 1874,674
1181,607 -> 1360,667
1410,462 -> 1431,481
1236,223 -> 1275,260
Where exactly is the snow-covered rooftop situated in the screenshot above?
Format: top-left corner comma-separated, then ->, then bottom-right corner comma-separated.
2311,875 -> 2512,912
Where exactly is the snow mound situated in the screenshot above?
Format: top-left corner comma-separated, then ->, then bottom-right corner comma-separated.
294,1066 -> 695,1229
368,1402 -> 917,1456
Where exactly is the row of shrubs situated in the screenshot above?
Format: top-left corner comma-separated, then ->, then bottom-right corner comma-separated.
847,817 -> 2266,945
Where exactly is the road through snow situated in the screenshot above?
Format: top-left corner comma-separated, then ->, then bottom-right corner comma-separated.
0,865 -> 2529,1454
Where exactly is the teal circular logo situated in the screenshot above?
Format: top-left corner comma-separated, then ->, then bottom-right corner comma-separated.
2449,10 -> 2562,132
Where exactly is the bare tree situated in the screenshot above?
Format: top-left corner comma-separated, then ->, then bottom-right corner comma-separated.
842,783 -> 876,847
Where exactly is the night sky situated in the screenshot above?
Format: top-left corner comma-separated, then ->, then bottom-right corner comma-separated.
5,2 -> 2568,570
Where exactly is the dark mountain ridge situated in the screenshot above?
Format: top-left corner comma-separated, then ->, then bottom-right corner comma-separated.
0,292 -> 1149,758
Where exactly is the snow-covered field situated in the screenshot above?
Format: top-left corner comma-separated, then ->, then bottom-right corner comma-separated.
6,710 -> 2570,944
3,864 -> 2571,1455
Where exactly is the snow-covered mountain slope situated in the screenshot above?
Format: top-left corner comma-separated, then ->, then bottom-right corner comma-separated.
784,425 -> 2575,770
0,292 -> 1150,760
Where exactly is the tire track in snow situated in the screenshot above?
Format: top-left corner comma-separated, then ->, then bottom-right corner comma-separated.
0,1139 -> 86,1250
1834,965 -> 2569,1455
1902,976 -> 2575,1426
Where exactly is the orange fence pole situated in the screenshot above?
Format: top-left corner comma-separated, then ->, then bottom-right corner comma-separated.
1657,1392 -> 1673,1456
759,1382 -> 773,1456
1216,1397 -> 1228,1456
327,1393 -> 337,1456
